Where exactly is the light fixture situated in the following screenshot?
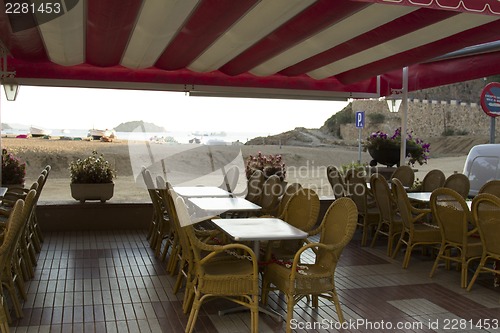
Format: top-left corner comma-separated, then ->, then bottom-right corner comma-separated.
386,98 -> 401,113
2,75 -> 19,101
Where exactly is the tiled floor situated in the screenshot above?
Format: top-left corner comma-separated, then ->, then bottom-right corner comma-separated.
6,229 -> 500,332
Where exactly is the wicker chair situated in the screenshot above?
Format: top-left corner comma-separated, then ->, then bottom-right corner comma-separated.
245,169 -> 265,206
391,178 -> 441,268
369,174 -> 403,256
142,167 -> 159,247
259,175 -> 282,216
274,183 -> 303,219
326,165 -> 346,199
219,165 -> 240,194
478,179 -> 500,197
467,193 -> 500,291
170,190 -> 260,333
390,165 -> 415,188
0,200 -> 25,323
268,188 -> 320,260
261,197 -> 358,333
444,173 -> 470,199
349,181 -> 380,247
429,188 -> 482,288
420,169 -> 446,192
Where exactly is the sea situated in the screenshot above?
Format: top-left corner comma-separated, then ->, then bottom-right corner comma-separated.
1,128 -> 271,145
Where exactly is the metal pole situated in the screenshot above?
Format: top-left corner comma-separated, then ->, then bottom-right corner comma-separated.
400,67 -> 408,166
358,128 -> 362,163
490,117 -> 496,143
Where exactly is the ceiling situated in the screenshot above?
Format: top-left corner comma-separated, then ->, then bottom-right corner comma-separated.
1,0 -> 500,100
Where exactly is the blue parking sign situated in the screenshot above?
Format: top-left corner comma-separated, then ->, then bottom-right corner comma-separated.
355,111 -> 365,128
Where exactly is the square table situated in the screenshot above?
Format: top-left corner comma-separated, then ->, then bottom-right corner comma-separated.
407,192 -> 433,202
189,197 -> 260,212
211,217 -> 308,319
173,186 -> 230,198
0,187 -> 7,198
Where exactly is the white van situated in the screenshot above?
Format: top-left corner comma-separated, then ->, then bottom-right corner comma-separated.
463,144 -> 500,197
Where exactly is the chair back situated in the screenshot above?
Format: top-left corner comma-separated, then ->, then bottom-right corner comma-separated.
391,165 -> 415,188
0,200 -> 25,270
472,193 -> 500,256
283,188 -> 320,232
245,169 -> 264,205
316,197 -> 358,268
220,165 -> 239,193
479,180 -> 500,197
370,174 -> 396,223
276,183 -> 302,217
421,169 -> 446,192
260,175 -> 282,215
326,165 -> 345,199
430,188 -> 469,245
391,178 -> 414,230
444,173 -> 470,199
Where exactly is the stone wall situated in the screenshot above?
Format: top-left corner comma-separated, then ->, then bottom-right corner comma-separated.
340,99 -> 499,143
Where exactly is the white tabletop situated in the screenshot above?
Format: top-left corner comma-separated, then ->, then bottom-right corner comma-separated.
212,218 -> 308,242
189,197 -> 261,212
174,186 -> 230,198
0,187 -> 7,198
407,192 -> 433,202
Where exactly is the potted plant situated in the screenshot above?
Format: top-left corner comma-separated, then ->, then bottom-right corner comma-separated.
69,150 -> 116,203
2,148 -> 26,188
245,151 -> 286,181
363,128 -> 430,167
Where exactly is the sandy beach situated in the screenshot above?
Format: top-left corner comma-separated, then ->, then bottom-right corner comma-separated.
2,136 -> 469,202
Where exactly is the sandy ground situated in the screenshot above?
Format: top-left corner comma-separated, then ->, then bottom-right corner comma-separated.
2,137 -> 468,202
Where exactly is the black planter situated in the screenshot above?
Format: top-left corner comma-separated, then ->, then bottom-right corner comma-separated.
368,144 -> 420,167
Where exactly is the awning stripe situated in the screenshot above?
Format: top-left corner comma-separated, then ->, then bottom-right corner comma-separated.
219,0 -> 370,76
121,0 -> 199,69
188,0 -> 315,73
155,0 -> 257,71
249,4 -> 416,77
86,0 -> 143,67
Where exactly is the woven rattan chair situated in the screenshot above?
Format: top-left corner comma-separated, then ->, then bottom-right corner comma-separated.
274,183 -> 303,219
444,173 -> 470,199
259,175 -> 282,216
467,193 -> 500,291
170,189 -> 260,333
142,167 -> 159,247
326,165 -> 346,199
478,180 -> 500,197
420,169 -> 446,192
429,188 -> 482,288
391,178 -> 441,268
219,165 -> 240,194
349,181 -> 380,247
262,197 -> 358,333
268,188 -> 320,260
369,174 -> 402,256
245,169 -> 265,206
0,200 -> 25,323
390,165 -> 415,188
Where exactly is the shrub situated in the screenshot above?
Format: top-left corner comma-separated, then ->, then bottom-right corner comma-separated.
69,151 -> 116,184
367,112 -> 386,124
2,149 -> 26,185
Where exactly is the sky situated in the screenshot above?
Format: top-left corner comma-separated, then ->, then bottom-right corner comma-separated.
0,85 -> 348,135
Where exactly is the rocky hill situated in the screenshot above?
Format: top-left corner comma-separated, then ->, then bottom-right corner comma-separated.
114,120 -> 165,132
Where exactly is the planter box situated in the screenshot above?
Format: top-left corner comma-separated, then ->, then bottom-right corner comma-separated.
70,183 -> 114,203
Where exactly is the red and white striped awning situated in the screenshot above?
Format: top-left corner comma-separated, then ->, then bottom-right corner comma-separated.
1,0 -> 500,99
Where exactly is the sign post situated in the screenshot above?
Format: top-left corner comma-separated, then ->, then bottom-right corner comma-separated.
355,111 -> 365,163
480,82 -> 500,143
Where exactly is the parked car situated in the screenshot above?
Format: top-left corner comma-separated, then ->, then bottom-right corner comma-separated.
463,144 -> 500,197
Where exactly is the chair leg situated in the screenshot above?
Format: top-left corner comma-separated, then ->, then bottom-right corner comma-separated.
370,223 -> 382,248
186,293 -> 202,333
250,295 -> 259,333
402,244 -> 413,269
467,256 -> 486,291
285,294 -> 294,333
331,289 -> 345,323
429,244 -> 445,278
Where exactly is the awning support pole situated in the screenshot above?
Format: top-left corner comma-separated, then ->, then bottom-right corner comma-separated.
400,67 -> 408,167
